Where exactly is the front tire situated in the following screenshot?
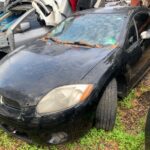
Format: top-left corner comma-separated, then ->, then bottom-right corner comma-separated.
95,79 -> 117,131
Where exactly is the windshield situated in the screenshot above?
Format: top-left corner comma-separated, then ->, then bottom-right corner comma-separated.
48,13 -> 126,47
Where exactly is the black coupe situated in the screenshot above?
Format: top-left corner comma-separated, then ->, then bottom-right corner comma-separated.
0,6 -> 149,144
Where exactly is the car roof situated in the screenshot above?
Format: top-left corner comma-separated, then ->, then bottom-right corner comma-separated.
75,6 -> 149,16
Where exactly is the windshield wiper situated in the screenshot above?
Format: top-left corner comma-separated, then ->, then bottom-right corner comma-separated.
48,37 -> 63,44
49,37 -> 102,48
73,41 -> 102,48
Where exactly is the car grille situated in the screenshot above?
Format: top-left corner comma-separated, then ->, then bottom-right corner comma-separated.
2,97 -> 21,110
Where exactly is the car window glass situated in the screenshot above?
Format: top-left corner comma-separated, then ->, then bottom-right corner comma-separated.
14,12 -> 41,33
49,13 -> 126,47
126,21 -> 137,49
134,12 -> 149,37
0,12 -> 22,32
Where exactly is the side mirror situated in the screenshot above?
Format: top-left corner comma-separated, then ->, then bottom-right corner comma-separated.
141,30 -> 150,40
19,22 -> 31,32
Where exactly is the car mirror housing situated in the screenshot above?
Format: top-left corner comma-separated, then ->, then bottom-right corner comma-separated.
141,30 -> 150,40
19,22 -> 31,32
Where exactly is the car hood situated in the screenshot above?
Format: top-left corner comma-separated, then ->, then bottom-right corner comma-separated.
0,40 -> 114,106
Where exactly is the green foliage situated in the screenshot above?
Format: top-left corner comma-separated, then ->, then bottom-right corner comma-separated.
0,130 -> 16,149
17,143 -> 48,150
120,90 -> 136,109
140,84 -> 150,93
78,116 -> 144,150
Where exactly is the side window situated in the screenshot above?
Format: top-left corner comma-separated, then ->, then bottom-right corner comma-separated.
125,21 -> 137,49
134,12 -> 149,37
14,14 -> 41,33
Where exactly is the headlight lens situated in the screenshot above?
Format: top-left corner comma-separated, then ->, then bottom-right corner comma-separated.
36,84 -> 93,114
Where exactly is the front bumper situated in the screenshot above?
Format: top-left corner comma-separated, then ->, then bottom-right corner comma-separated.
0,103 -> 94,144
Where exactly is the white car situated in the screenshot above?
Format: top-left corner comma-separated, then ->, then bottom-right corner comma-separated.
0,0 -> 4,10
0,1 -> 49,54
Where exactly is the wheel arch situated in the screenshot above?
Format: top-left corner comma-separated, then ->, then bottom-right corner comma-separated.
95,71 -> 127,102
115,73 -> 128,98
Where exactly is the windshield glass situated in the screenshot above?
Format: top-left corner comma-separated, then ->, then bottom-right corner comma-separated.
48,13 -> 126,47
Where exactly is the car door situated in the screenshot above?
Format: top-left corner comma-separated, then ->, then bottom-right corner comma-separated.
124,18 -> 142,85
130,11 -> 150,87
124,11 -> 150,88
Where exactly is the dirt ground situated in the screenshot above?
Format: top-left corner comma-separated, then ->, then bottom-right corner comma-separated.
120,71 -> 150,134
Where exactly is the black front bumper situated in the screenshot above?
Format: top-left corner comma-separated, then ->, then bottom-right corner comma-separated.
0,103 -> 94,144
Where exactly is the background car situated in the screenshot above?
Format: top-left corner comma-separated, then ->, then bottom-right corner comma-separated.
0,6 -> 149,144
0,0 -> 49,57
0,0 -> 5,10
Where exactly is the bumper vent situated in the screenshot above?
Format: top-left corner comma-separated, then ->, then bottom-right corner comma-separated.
2,96 -> 21,110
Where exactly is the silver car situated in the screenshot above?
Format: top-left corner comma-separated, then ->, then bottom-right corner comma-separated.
0,1 -> 49,54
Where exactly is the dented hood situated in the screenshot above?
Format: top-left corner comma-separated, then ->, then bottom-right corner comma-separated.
0,40 -> 114,106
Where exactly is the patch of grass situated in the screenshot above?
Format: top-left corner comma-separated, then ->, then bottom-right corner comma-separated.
78,116 -> 144,150
0,130 -> 16,150
17,143 -> 48,150
139,116 -> 146,131
0,130 -> 49,150
120,90 -> 136,109
47,116 -> 144,150
140,84 -> 150,93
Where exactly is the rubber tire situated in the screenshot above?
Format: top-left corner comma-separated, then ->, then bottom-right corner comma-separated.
95,79 -> 117,131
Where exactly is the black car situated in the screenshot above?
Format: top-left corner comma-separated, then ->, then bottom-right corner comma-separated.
0,6 -> 149,144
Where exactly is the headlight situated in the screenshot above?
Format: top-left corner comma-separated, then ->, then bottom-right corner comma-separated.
36,84 -> 93,114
